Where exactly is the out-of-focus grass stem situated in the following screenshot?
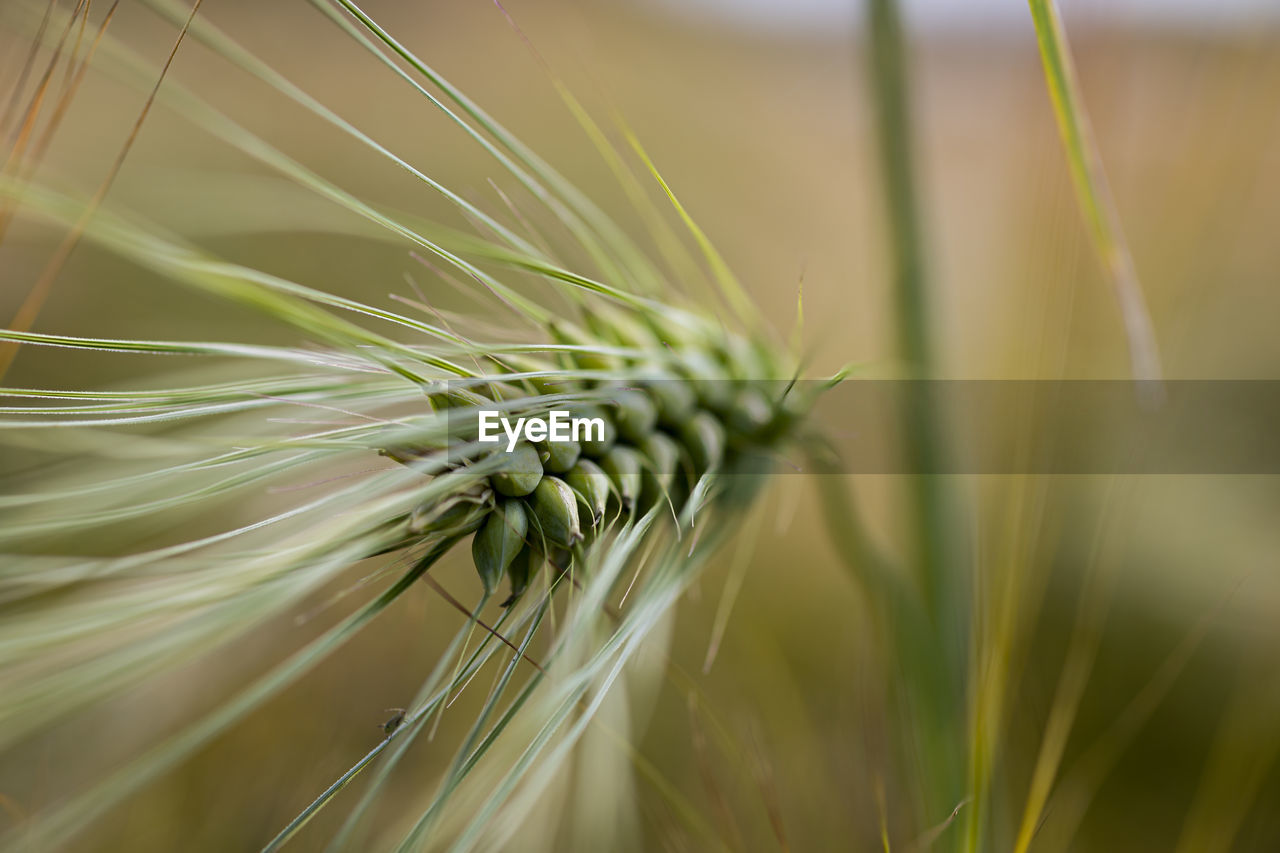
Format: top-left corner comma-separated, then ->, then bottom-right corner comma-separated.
1027,0 -> 1162,386
865,0 -> 965,842
866,0 -> 955,630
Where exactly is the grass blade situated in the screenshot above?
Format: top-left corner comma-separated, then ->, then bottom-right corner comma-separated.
865,0 -> 966,842
1027,0 -> 1162,384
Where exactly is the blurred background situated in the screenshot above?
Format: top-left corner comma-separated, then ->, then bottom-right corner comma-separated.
2,0 -> 1279,849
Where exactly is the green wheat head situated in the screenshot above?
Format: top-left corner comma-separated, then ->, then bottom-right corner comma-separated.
0,1 -> 822,849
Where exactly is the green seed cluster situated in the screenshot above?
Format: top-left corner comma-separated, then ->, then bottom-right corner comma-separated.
391,310 -> 802,605
469,388 -> 786,603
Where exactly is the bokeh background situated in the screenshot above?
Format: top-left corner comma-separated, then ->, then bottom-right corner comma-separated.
2,0 -> 1279,849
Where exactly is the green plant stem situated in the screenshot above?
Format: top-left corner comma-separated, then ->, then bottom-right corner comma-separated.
866,0 -> 956,630
1027,0 -> 1161,384
866,0 -> 966,842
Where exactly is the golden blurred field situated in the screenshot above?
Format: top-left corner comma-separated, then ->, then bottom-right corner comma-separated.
2,1 -> 1279,850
